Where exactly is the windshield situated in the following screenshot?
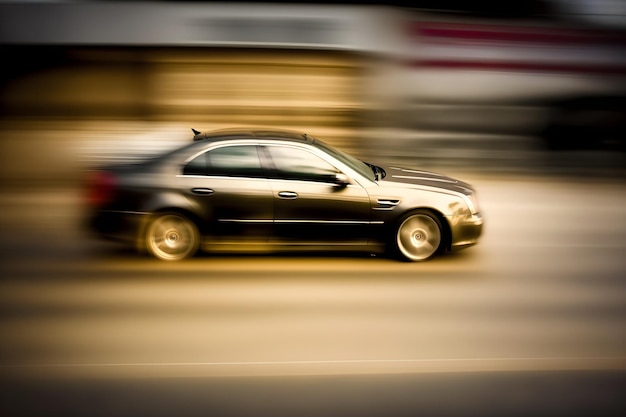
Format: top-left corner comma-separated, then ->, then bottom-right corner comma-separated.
313,138 -> 377,182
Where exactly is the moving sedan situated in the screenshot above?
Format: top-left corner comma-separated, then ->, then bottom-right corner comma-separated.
87,128 -> 483,261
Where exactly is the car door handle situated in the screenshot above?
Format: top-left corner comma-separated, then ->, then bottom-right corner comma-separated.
191,188 -> 214,195
278,191 -> 298,199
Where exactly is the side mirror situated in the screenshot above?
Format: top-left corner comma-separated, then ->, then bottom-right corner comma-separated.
333,173 -> 350,187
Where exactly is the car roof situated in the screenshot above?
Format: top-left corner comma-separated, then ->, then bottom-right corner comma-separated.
191,127 -> 315,144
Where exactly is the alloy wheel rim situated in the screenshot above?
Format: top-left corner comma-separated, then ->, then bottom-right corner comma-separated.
397,214 -> 441,261
149,215 -> 196,260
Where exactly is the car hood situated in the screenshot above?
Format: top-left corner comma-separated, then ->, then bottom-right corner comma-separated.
379,166 -> 475,194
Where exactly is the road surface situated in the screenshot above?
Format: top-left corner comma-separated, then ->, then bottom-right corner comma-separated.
0,174 -> 624,416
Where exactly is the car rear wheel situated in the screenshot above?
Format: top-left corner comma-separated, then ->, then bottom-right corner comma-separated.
395,211 -> 442,261
145,213 -> 199,261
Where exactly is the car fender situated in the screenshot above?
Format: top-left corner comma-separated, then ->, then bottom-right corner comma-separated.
371,185 -> 469,218
141,191 -> 208,222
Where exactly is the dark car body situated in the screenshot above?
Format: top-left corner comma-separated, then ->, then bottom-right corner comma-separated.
87,128 -> 483,261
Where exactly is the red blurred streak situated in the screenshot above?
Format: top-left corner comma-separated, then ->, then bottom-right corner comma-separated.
409,22 -> 626,45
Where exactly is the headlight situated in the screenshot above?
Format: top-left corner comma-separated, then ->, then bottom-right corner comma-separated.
463,193 -> 480,215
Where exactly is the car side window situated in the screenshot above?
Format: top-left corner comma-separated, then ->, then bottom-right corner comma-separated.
183,145 -> 263,178
264,145 -> 340,183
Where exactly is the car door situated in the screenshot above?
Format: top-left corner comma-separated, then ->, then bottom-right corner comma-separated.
262,144 -> 372,245
178,143 -> 273,243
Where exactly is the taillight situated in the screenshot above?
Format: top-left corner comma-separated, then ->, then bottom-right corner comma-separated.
85,170 -> 117,208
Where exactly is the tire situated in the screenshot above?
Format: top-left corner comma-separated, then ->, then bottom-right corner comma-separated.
394,210 -> 442,262
145,212 -> 199,261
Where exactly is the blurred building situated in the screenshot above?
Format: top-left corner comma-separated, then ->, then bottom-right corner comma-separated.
0,2 -> 398,129
0,1 -> 625,183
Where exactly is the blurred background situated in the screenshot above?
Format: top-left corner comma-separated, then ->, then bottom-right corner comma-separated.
0,1 -> 625,416
1,0 -> 625,185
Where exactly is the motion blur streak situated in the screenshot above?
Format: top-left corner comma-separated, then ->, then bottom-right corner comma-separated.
0,1 -> 625,416
4,358 -> 626,380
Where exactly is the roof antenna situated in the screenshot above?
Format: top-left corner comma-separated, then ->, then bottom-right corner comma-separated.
192,128 -> 201,135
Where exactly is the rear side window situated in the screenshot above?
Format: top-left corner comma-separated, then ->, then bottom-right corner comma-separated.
183,145 -> 263,178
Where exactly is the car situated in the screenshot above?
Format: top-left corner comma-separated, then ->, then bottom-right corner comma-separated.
86,127 -> 483,261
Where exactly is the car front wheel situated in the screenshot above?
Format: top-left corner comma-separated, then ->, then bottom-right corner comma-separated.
395,211 -> 442,261
145,213 -> 199,261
